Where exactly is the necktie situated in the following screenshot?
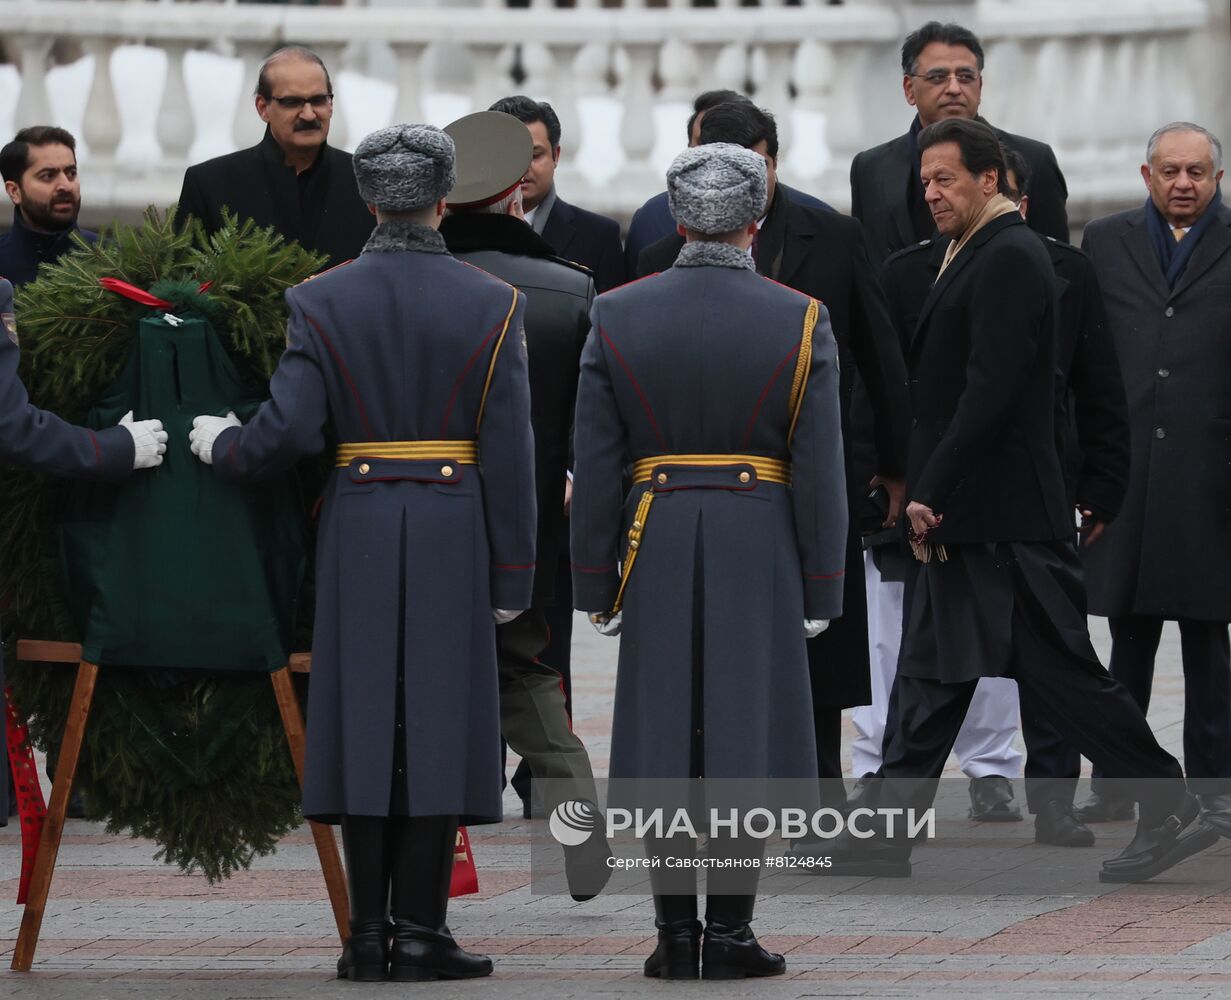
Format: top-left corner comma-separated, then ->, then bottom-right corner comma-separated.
1173,227 -> 1187,242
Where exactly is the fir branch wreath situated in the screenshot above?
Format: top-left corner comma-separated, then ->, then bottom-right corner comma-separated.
1,208 -> 328,881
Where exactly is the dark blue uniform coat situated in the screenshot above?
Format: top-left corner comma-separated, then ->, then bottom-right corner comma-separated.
210,235 -> 537,824
570,254 -> 848,785
0,277 -> 135,824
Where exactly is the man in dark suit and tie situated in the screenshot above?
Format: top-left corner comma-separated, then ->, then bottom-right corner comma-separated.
850,20 -> 1068,265
639,101 -> 911,829
1077,122 -> 1231,835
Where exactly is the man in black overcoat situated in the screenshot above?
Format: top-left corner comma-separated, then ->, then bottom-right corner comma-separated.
174,46 -> 373,268
1078,122 -> 1231,834
858,147 -> 1130,846
827,119 -> 1217,886
639,101 -> 910,816
850,21 -> 1068,265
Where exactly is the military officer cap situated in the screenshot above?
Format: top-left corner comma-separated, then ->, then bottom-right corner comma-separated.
352,124 -> 456,212
443,111 -> 533,210
667,143 -> 768,234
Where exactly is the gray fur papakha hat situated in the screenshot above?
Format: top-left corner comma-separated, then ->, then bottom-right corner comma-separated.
352,124 -> 456,212
667,142 -> 768,234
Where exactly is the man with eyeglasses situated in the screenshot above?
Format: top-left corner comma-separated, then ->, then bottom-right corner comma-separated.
175,46 -> 373,268
850,21 -> 1069,265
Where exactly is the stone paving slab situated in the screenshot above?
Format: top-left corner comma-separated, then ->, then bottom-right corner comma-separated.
2,616 -> 1229,998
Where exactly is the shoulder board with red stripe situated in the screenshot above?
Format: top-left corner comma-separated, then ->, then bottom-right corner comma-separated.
299,259 -> 355,284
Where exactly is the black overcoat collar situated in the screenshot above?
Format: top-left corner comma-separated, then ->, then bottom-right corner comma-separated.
911,212 -> 1025,359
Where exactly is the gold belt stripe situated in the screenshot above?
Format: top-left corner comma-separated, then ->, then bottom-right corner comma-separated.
611,454 -> 793,614
631,454 -> 792,485
335,440 -> 478,467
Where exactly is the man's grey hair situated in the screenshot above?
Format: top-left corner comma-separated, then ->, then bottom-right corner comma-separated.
471,186 -> 523,217
1146,122 -> 1223,172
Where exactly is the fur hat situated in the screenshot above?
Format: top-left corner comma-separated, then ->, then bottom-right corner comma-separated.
667,143 -> 768,234
352,124 -> 456,212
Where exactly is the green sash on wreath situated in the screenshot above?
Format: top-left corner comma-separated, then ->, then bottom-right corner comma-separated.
55,312 -> 307,673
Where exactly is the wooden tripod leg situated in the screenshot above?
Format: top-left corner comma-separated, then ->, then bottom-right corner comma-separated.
11,660 -> 99,973
270,666 -> 350,943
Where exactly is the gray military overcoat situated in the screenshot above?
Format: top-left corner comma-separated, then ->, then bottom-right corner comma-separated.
570,251 -> 848,785
212,226 -> 537,824
1081,204 -> 1231,622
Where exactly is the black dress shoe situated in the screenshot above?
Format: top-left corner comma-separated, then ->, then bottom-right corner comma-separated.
817,828 -> 912,877
968,775 -> 1023,822
1034,800 -> 1095,847
701,921 -> 785,979
564,832 -> 614,902
389,921 -> 492,981
336,919 -> 390,982
1100,793 -> 1220,883
1074,791 -> 1135,823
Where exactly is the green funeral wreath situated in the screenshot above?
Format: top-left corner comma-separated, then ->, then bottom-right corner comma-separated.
1,208 -> 327,881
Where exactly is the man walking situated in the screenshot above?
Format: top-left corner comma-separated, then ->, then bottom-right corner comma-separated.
439,110 -> 610,892
828,119 -> 1216,885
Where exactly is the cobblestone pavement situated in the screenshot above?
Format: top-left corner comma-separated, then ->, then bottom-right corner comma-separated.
2,617 -> 1229,998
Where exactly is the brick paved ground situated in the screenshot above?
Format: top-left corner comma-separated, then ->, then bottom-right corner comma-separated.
2,617 -> 1229,999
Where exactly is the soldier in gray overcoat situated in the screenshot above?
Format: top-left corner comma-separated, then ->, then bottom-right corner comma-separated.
189,125 -> 536,983
571,144 -> 848,981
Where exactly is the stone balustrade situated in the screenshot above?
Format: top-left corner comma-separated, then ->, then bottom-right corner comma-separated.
0,0 -> 1227,227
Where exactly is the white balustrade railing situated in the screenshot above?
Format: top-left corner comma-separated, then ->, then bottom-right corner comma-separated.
0,0 -> 1226,227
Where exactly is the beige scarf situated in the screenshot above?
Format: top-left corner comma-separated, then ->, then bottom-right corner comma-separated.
936,194 -> 1019,279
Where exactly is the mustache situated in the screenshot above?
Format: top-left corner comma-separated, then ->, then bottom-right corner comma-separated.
293,120 -> 323,132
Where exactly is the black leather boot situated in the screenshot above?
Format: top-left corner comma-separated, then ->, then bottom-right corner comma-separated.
389,815 -> 492,981
643,895 -> 701,980
702,894 -> 785,980
338,816 -> 391,982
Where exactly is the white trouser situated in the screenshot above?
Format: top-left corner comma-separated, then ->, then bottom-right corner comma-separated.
850,549 -> 1023,779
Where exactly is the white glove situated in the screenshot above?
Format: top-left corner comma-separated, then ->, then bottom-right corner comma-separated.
804,619 -> 830,639
188,411 -> 241,465
493,608 -> 523,624
590,612 -> 623,637
119,410 -> 168,470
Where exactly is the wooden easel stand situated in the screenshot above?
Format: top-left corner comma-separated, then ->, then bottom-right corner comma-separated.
9,642 -> 350,973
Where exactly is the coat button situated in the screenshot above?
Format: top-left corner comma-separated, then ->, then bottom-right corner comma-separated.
1165,306 -> 1175,317
1155,427 -> 1166,439
738,471 -> 751,483
656,472 -> 668,485
358,462 -> 370,475
441,465 -> 454,477
1158,368 -> 1170,378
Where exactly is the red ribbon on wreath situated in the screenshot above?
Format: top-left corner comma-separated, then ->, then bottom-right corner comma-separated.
5,685 -> 47,903
98,278 -> 213,309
